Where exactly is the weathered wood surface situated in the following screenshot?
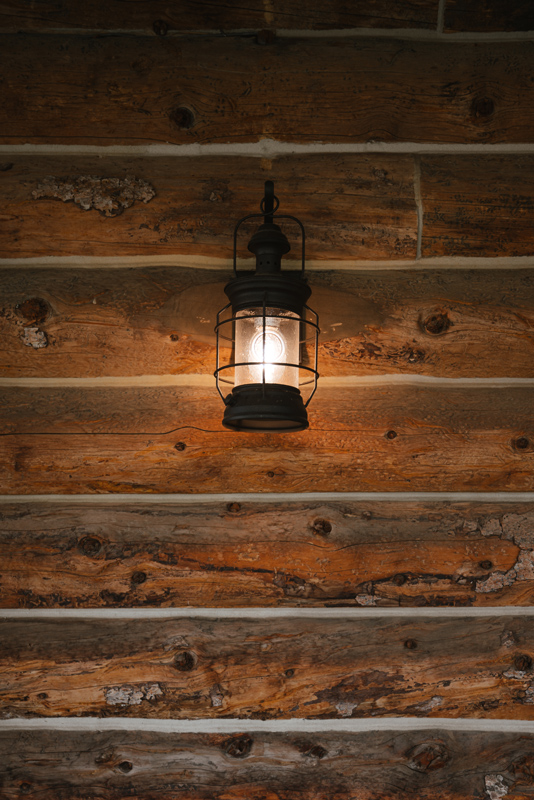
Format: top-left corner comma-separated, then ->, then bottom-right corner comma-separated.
444,0 -> 534,32
0,36 -> 532,145
0,0 -> 440,32
0,154 -> 417,260
2,266 -> 534,379
1,500 -> 532,608
2,615 -> 534,718
421,156 -> 534,258
2,729 -> 534,800
0,385 -> 533,493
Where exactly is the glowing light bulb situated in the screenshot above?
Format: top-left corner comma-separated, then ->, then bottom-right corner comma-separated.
234,308 -> 299,387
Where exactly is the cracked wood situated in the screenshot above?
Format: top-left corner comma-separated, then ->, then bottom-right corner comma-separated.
2,266 -> 534,378
1,728 -> 534,800
2,615 -> 534,718
0,385 -> 533,493
0,500 -> 531,608
1,36 -> 533,145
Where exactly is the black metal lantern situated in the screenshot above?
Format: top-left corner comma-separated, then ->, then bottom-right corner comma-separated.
215,181 -> 319,432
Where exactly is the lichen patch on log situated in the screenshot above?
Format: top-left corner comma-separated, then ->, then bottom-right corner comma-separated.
32,175 -> 156,216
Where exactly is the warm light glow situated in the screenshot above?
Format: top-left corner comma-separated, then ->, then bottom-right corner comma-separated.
234,308 -> 299,387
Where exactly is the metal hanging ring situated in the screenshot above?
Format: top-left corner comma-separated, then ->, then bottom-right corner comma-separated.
260,194 -> 280,214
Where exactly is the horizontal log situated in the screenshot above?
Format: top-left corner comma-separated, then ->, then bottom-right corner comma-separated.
0,154 -> 417,260
0,385 -> 533,493
0,500 -> 532,608
2,266 -> 534,379
2,728 -> 534,799
421,155 -> 534,258
1,615 -> 534,718
1,36 -> 533,145
0,0 -> 440,32
444,0 -> 534,32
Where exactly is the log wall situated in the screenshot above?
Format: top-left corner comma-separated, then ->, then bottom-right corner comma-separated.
1,1 -> 534,796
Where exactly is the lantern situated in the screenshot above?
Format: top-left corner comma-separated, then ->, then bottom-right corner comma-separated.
215,181 -> 319,431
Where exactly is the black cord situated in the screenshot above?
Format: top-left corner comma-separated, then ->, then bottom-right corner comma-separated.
0,426 -> 220,437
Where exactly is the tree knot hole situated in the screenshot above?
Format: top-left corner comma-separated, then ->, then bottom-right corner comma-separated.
174,650 -> 197,671
224,735 -> 253,758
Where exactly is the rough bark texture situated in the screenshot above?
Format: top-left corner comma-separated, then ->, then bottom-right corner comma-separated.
1,500 -> 533,608
0,385 -> 533,493
0,0 -> 440,32
2,615 -> 534,719
2,266 -> 534,378
2,728 -> 534,799
421,156 -> 534,258
0,154 -> 417,260
0,36 -> 532,145
444,0 -> 534,31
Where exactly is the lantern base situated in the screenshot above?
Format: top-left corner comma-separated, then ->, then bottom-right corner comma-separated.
222,384 -> 309,432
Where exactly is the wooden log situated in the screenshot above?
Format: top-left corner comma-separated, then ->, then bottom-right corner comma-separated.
0,500 -> 531,608
0,154 -> 417,261
0,385 -> 532,493
1,728 -> 534,799
0,0 -> 440,32
421,155 -> 534,258
1,615 -> 534,718
2,265 -> 534,379
444,0 -> 534,32
0,36 -> 532,145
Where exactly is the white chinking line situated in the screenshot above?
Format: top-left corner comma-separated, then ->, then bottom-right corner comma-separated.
2,718 -> 534,735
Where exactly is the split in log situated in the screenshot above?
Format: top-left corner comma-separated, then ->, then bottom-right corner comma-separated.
421,156 -> 534,258
2,266 -> 534,379
0,500 -> 532,608
0,35 -> 532,144
0,0 -> 440,32
0,385 -> 533,493
1,615 -> 534,718
1,728 -> 534,799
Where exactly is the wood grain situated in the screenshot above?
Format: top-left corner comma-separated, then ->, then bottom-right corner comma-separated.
0,0 -> 440,32
1,500 -> 531,608
0,385 -> 532,493
0,154 -> 417,260
421,156 -> 534,258
1,615 -> 534,718
2,728 -> 534,799
2,266 -> 534,379
444,0 -> 534,32
0,36 -> 532,145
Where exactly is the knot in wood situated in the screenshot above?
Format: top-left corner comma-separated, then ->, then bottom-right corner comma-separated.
170,106 -> 195,129
173,650 -> 196,671
514,654 -> 533,671
78,536 -> 103,557
420,310 -> 451,336
385,430 -> 397,440
227,502 -> 241,513
513,436 -> 530,451
16,297 -> 50,323
131,571 -> 147,585
174,442 -> 187,451
311,518 -> 332,536
472,96 -> 495,118
224,735 -> 253,758
117,761 -> 133,773
404,639 -> 418,650
406,741 -> 450,772
478,560 -> 493,571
